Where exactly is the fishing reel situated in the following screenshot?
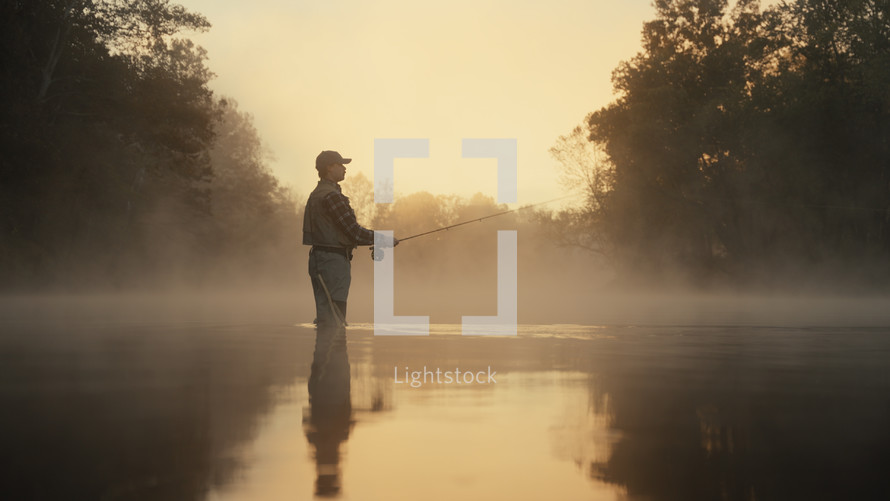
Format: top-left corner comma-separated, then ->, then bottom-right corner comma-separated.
370,246 -> 384,261
370,237 -> 401,261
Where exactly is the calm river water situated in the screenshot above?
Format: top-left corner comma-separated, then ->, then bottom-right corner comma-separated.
1,296 -> 889,500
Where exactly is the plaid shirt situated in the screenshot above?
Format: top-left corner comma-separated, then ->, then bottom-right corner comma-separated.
321,187 -> 375,246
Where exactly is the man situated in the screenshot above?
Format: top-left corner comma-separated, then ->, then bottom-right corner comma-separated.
303,150 -> 397,381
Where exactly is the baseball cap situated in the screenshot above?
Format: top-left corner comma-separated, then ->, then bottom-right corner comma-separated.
315,150 -> 352,170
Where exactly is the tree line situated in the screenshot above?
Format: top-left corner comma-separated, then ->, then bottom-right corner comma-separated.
6,0 -> 889,291
550,0 -> 890,287
0,1 -> 297,289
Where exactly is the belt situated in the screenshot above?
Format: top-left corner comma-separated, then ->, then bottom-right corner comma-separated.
312,245 -> 353,260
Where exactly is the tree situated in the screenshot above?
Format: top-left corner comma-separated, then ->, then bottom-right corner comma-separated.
0,0 -> 218,286
208,98 -> 296,259
548,124 -> 613,254
585,0 -> 763,278
563,0 -> 890,284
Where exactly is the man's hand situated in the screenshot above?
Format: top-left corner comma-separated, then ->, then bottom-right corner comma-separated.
371,233 -> 399,248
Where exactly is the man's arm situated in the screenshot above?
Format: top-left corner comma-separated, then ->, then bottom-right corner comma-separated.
321,191 -> 375,246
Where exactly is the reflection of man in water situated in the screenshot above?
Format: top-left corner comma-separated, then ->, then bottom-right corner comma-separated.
305,336 -> 352,496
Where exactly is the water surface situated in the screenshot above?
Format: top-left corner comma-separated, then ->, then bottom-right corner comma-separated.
2,301 -> 889,500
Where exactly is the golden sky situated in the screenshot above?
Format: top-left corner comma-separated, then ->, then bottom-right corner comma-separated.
184,0 -> 655,205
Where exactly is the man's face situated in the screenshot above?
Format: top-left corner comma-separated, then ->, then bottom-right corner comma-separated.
327,163 -> 346,182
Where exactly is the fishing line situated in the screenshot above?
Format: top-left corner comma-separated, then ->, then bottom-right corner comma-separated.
370,194 -> 579,261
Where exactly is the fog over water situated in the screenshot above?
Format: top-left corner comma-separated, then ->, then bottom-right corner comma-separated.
4,286 -> 890,328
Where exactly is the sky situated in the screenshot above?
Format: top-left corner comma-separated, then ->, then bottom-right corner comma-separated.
181,0 -> 656,205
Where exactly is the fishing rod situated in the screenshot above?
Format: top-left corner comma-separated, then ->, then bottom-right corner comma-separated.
370,194 -> 579,261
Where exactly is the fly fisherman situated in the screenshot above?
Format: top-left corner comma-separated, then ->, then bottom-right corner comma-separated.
303,150 -> 398,391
